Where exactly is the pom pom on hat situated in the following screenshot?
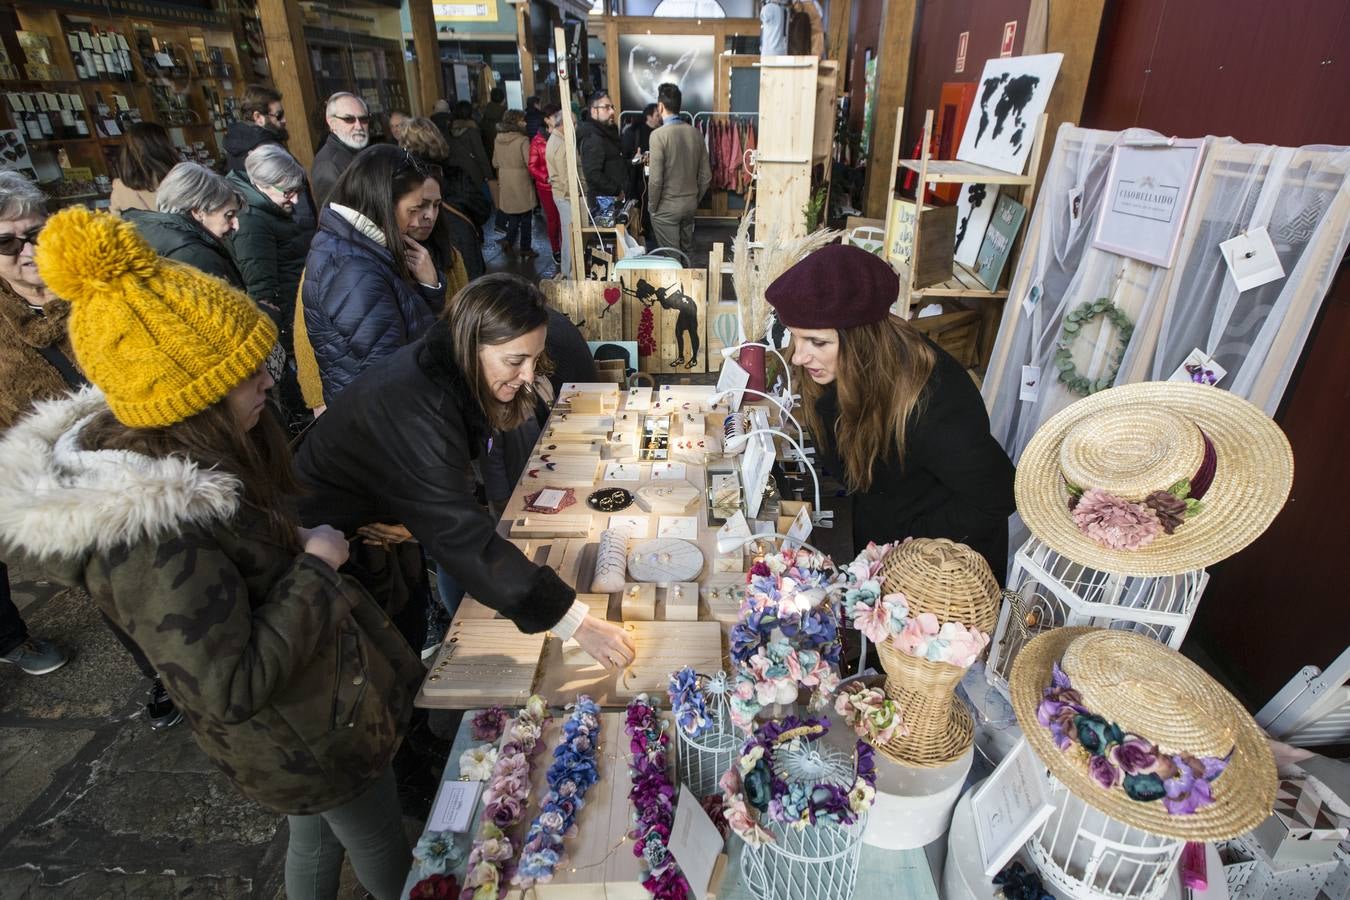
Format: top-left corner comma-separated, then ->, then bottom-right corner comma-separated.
764,243 -> 899,330
35,205 -> 159,305
35,207 -> 277,429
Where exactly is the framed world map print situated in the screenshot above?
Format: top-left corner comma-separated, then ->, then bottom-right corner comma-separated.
956,52 -> 1063,175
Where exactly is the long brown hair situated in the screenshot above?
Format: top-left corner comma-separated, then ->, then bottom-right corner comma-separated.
79,401 -> 301,550
442,273 -> 553,432
118,122 -> 180,192
795,315 -> 936,492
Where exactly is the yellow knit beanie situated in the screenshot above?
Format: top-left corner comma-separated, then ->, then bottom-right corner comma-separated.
35,206 -> 277,428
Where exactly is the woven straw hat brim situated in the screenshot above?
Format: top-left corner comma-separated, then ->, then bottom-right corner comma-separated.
1010,627 -> 1276,841
1015,382 -> 1293,576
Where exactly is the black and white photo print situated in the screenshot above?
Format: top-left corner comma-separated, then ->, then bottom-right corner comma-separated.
617,34 -> 715,115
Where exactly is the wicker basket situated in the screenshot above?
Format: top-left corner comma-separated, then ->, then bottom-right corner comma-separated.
874,538 -> 1000,768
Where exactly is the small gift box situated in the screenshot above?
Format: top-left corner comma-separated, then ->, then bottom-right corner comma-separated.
1250,777 -> 1349,868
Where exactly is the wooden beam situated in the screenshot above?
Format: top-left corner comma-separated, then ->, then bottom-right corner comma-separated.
826,0 -> 852,65
556,26 -> 587,279
256,0 -> 320,168
861,0 -> 919,220
1034,0 -> 1106,208
408,0 -> 441,116
517,2 -> 535,99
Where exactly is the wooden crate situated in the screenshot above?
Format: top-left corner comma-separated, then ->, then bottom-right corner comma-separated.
887,198 -> 957,289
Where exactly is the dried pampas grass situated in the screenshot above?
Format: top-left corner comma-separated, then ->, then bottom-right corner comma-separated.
731,209 -> 843,342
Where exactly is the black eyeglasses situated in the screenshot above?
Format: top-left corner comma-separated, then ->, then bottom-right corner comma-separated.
0,226 -> 40,256
332,114 -> 371,125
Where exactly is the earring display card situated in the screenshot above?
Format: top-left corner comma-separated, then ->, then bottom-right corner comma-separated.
1220,226 -> 1285,292
602,461 -> 641,482
634,479 -> 701,514
607,515 -> 651,538
650,462 -> 687,480
657,516 -> 699,540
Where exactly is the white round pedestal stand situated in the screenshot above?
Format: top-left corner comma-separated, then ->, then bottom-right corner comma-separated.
862,746 -> 973,850
944,780 -> 1184,900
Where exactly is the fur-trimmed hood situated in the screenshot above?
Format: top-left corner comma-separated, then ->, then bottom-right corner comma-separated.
0,387 -> 240,578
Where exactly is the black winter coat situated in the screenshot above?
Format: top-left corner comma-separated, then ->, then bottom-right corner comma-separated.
222,123 -> 318,233
812,344 -> 1016,582
122,209 -> 245,290
228,171 -> 313,341
311,138 -> 358,208
577,120 -> 628,197
292,321 -> 576,633
302,207 -> 445,401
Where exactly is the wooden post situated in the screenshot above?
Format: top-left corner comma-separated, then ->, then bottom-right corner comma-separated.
408,0 -> 441,115
556,26 -> 587,280
861,0 -> 919,220
1036,0 -> 1107,208
825,0 -> 853,65
257,0 -> 320,168
517,2 -> 535,100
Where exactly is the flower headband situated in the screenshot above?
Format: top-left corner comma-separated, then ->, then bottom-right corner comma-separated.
718,715 -> 876,847
1037,662 -> 1229,815
1065,430 -> 1214,551
837,542 -> 990,669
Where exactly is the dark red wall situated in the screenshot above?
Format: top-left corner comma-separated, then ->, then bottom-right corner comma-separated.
1082,0 -> 1350,146
846,0 -> 883,134
901,0 -> 1030,159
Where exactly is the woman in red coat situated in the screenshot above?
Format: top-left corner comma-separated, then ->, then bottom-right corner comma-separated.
529,104 -> 562,263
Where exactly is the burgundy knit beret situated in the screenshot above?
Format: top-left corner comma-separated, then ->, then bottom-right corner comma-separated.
764,243 -> 899,329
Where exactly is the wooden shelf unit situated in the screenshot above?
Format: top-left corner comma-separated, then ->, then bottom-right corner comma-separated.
1,4 -> 247,198
883,106 -> 1048,319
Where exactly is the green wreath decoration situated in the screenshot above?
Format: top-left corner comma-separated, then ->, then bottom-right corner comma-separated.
1054,298 -> 1133,396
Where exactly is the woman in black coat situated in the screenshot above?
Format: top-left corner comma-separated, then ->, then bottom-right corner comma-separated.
767,244 -> 1016,582
292,273 -> 636,669
122,162 -> 246,291
301,145 -> 446,402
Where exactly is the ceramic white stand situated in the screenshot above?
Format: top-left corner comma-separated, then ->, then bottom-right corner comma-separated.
862,746 -> 973,850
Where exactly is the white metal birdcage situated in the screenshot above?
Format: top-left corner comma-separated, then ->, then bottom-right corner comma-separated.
738,738 -> 868,900
1029,778 -> 1184,900
987,536 -> 1209,694
673,672 -> 742,800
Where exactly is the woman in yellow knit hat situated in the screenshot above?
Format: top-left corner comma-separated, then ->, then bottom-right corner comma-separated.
0,207 -> 423,900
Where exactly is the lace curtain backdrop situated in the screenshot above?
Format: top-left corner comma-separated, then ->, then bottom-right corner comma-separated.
981,125 -> 1350,561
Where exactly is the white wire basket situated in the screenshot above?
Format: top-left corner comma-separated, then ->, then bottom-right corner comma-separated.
987,536 -> 1209,694
738,737 -> 868,900
1029,777 -> 1183,900
673,672 -> 742,799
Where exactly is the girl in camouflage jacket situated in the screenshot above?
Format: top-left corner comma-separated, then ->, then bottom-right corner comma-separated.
0,208 -> 422,900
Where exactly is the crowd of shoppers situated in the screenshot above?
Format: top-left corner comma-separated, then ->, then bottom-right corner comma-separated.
0,80 -> 664,900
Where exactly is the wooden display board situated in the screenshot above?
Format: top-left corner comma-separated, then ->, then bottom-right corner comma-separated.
533,621 -> 725,706
417,619 -> 547,709
617,268 -> 709,374
540,279 -> 625,344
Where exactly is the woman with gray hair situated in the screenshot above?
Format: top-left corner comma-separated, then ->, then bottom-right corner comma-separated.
122,161 -> 247,290
229,144 -> 314,322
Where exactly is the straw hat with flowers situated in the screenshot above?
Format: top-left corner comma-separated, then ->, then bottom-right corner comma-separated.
1015,381 -> 1293,576
1010,627 -> 1276,841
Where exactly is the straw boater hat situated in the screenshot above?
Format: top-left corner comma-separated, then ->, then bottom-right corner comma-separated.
1015,382 -> 1293,576
1010,627 -> 1276,841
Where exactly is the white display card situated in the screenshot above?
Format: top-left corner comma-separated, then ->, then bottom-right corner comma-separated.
428,779 -> 482,833
669,785 -> 724,898
657,516 -> 698,540
602,461 -> 641,482
971,737 -> 1056,876
650,462 -> 687,480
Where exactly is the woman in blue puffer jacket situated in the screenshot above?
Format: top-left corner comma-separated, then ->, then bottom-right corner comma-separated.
302,145 -> 446,401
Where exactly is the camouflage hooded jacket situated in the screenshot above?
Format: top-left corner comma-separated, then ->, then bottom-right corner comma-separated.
0,388 -> 424,815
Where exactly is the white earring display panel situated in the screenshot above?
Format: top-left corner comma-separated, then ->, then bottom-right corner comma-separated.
627,537 -> 705,585
418,620 -> 548,708
591,528 -> 630,593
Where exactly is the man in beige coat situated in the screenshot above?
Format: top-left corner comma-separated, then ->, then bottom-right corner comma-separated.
545,109 -> 580,277
647,83 -> 711,261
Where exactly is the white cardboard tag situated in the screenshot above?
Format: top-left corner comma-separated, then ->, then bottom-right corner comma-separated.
428,780 -> 481,833
1219,227 -> 1284,292
784,506 -> 813,550
669,785 -> 724,899
1019,365 -> 1041,403
1168,348 -> 1227,386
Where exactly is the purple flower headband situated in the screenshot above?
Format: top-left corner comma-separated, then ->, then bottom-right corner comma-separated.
625,696 -> 693,900
1065,431 -> 1215,551
512,696 -> 603,889
667,667 -> 724,739
1037,662 -> 1230,815
718,715 -> 877,847
460,695 -> 551,900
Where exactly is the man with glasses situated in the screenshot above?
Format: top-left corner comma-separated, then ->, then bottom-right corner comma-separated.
577,90 -> 628,203
312,92 -> 371,207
